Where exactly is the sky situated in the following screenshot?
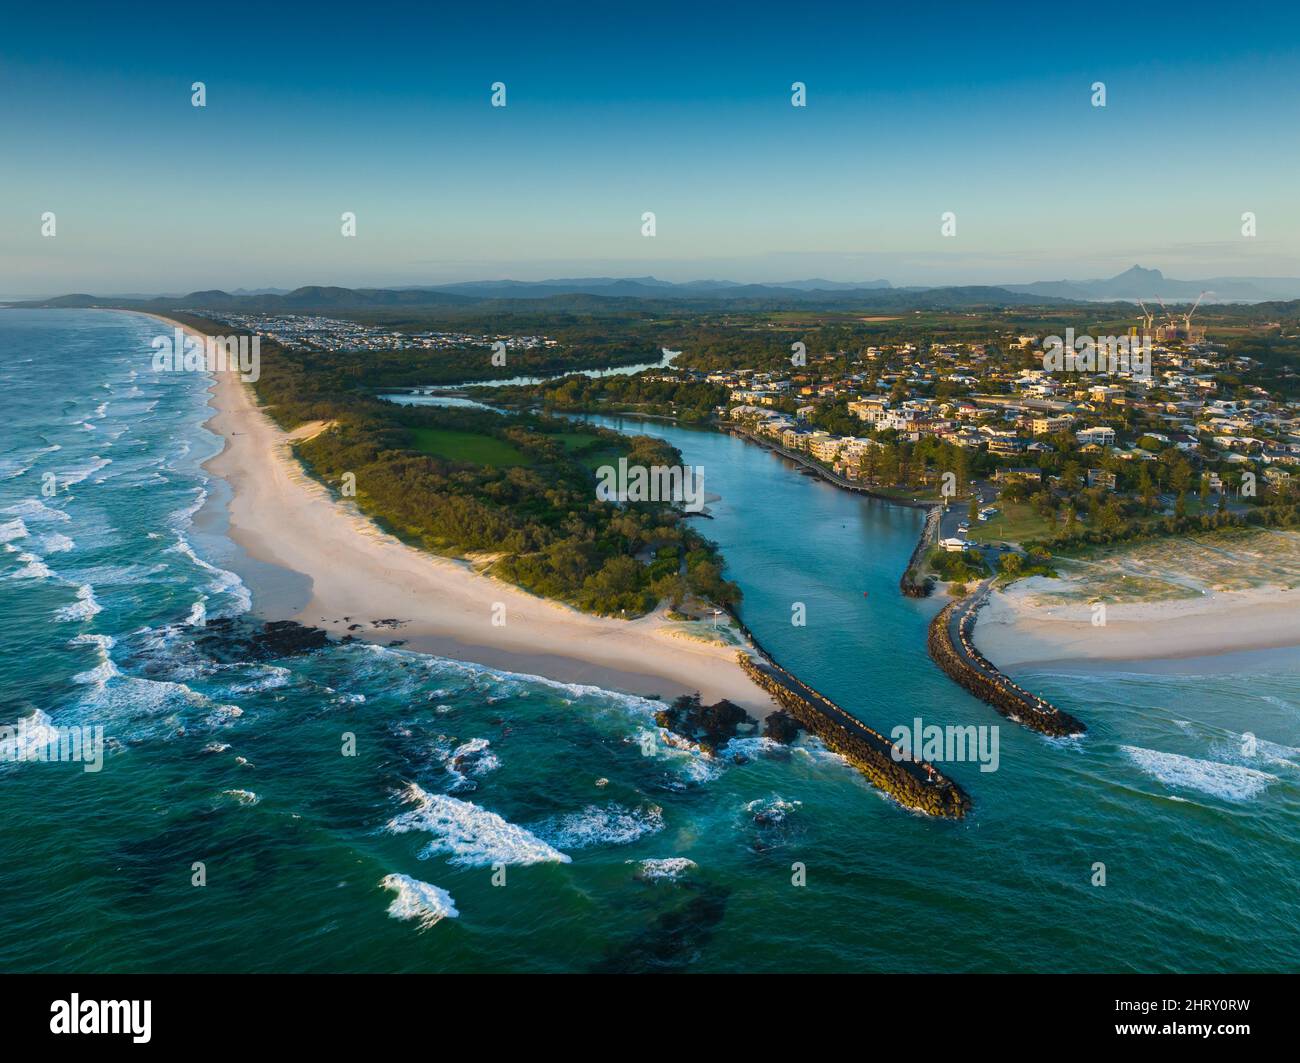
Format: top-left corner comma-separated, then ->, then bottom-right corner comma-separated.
3,0 -> 1299,297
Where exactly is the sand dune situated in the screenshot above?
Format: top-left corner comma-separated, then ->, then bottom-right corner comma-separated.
973,574 -> 1300,669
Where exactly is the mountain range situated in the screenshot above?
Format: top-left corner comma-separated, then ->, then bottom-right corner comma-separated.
10,267 -> 1300,311
1000,265 -> 1300,303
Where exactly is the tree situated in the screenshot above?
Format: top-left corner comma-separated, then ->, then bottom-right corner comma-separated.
1138,465 -> 1157,511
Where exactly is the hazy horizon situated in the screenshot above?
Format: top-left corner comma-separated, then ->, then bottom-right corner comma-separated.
4,0 -> 1298,298
6,261 -> 1300,305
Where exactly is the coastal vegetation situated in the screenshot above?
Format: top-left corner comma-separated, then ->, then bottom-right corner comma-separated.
295,405 -> 740,618
174,317 -> 742,619
928,548 -> 990,585
480,373 -> 729,423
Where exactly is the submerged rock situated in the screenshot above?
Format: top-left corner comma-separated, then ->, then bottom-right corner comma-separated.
191,617 -> 331,663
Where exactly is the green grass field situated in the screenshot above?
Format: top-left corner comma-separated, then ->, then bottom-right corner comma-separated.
408,428 -> 530,467
967,501 -> 1057,544
869,485 -> 945,502
551,431 -> 623,472
554,431 -> 604,452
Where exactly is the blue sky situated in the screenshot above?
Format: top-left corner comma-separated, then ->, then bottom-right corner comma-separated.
3,0 -> 1299,296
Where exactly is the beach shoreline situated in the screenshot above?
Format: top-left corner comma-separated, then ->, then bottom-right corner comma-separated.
971,573 -> 1300,672
130,311 -> 780,716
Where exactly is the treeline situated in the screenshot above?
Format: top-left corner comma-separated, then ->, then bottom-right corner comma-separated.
1025,500 -> 1300,553
219,332 -> 740,618
853,434 -> 994,488
483,373 -> 730,423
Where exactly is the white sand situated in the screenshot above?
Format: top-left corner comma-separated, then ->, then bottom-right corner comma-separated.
139,314 -> 778,714
973,575 -> 1300,669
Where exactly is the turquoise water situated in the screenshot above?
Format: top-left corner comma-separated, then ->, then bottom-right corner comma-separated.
1,310 -> 1297,973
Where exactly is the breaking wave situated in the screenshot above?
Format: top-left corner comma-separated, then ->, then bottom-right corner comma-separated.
1121,745 -> 1277,801
532,803 -> 665,849
385,782 -> 571,867
381,873 -> 459,929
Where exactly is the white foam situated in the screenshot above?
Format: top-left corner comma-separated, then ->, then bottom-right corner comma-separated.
0,519 -> 29,544
3,499 -> 70,524
71,632 -> 116,650
56,583 -> 102,622
385,782 -> 571,867
636,726 -> 725,785
0,708 -> 59,762
167,487 -> 207,531
348,641 -> 663,717
744,795 -> 802,823
71,633 -> 121,687
438,737 -> 499,788
532,803 -> 665,849
381,873 -> 459,928
223,665 -> 292,694
9,552 -> 52,580
61,456 -> 112,487
0,443 -> 59,481
1252,737 -> 1300,770
186,599 -> 207,627
221,789 -> 259,805
724,735 -> 785,758
632,857 -> 697,882
37,532 -> 75,553
1121,745 -> 1277,801
70,634 -> 237,726
61,562 -> 165,587
169,535 -> 252,614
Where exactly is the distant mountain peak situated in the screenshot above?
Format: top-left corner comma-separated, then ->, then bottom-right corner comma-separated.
1112,264 -> 1164,282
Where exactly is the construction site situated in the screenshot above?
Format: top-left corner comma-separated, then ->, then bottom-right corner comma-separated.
1136,292 -> 1211,343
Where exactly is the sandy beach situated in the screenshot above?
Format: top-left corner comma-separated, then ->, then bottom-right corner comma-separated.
972,574 -> 1300,670
138,313 -> 778,715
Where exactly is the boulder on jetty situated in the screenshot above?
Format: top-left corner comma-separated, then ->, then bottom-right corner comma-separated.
737,654 -> 970,819
762,710 -> 802,745
899,507 -> 942,598
654,694 -> 754,755
927,599 -> 1086,737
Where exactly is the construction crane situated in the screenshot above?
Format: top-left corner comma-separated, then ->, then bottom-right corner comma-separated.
1184,290 -> 1212,331
1179,290 -> 1212,344
1136,299 -> 1155,331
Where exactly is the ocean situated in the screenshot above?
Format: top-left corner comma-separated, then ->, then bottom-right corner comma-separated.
0,309 -> 1296,973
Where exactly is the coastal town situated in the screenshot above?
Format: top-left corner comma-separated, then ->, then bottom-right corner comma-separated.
663,325 -> 1300,559
206,311 -> 557,355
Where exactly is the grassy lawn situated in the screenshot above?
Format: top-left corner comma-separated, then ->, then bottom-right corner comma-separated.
549,431 -> 623,472
967,501 -> 1057,544
408,428 -> 530,467
870,485 -> 945,502
554,431 -> 604,452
